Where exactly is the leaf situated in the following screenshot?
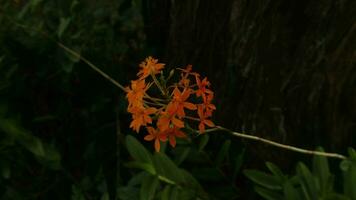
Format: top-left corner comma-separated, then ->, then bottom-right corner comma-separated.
343,160 -> 356,199
198,134 -> 209,151
266,162 -> 285,180
100,192 -> 109,200
215,139 -> 231,166
117,187 -> 140,200
255,186 -> 284,200
128,172 -> 149,186
153,152 -> 183,184
126,135 -> 153,165
233,149 -> 245,179
312,147 -> 332,195
244,169 -> 282,190
140,175 -> 159,200
174,147 -> 190,165
296,162 -> 318,200
283,181 -> 301,200
58,17 -> 71,38
124,161 -> 155,175
160,185 -> 171,200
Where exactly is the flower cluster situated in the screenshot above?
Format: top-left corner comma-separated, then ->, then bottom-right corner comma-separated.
126,57 -> 215,152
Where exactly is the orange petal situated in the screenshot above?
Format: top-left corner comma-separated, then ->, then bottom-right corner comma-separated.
184,102 -> 197,110
204,119 -> 215,127
199,122 -> 205,133
144,135 -> 155,141
154,139 -> 160,152
169,135 -> 176,147
172,117 -> 184,128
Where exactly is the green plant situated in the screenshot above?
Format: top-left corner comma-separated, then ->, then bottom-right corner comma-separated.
244,147 -> 356,200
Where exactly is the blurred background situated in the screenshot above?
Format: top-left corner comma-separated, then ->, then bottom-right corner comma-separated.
0,0 -> 355,199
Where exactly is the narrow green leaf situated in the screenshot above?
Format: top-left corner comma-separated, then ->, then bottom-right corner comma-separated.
266,162 -> 285,180
128,172 -> 149,186
244,169 -> 282,190
296,162 -> 318,200
283,181 -> 300,200
233,149 -> 245,179
58,18 -> 71,38
175,148 -> 190,165
255,186 -> 283,200
100,192 -> 109,200
198,134 -> 209,151
343,161 -> 356,199
125,135 -> 153,165
161,185 -> 171,200
140,175 -> 159,200
124,161 -> 155,175
153,153 -> 183,184
215,140 -> 231,166
312,147 -> 332,195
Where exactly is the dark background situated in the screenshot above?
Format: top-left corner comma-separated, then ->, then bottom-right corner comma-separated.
0,0 -> 355,199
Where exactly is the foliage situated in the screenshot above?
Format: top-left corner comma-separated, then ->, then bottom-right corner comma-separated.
119,135 -> 244,200
244,147 -> 356,200
0,0 -> 145,199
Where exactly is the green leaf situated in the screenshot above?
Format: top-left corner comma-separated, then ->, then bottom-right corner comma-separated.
117,187 -> 140,200
266,162 -> 285,180
233,149 -> 245,179
21,133 -> 45,157
283,181 -> 301,200
244,169 -> 282,190
126,135 -> 153,165
343,160 -> 356,199
153,152 -> 183,184
198,134 -> 209,151
58,18 -> 71,38
215,139 -> 231,166
100,192 -> 109,200
160,185 -> 171,200
140,175 -> 159,200
296,162 -> 318,200
255,186 -> 284,200
124,161 -> 155,175
312,147 -> 332,195
128,172 -> 149,186
174,148 -> 190,165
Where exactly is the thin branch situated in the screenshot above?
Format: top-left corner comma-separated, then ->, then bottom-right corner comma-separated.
56,43 -> 127,92
213,126 -> 347,160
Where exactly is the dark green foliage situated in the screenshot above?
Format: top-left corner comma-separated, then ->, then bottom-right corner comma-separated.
0,0 -> 145,199
244,148 -> 356,200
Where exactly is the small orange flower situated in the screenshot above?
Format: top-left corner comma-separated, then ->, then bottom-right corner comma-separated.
195,76 -> 213,98
144,127 -> 167,152
165,126 -> 186,147
202,93 -> 216,117
129,106 -> 157,133
126,79 -> 147,108
157,110 -> 184,131
197,105 -> 215,133
170,87 -> 197,118
137,56 -> 165,80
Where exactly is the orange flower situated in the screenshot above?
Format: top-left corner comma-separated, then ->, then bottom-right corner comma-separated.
165,127 -> 186,147
157,110 -> 184,131
197,105 -> 215,133
126,79 -> 147,108
202,93 -> 216,117
195,76 -> 213,98
137,56 -> 165,80
144,127 -> 167,152
129,106 -> 157,132
170,87 -> 197,118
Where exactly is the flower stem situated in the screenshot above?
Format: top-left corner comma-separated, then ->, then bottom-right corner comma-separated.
211,126 -> 347,160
